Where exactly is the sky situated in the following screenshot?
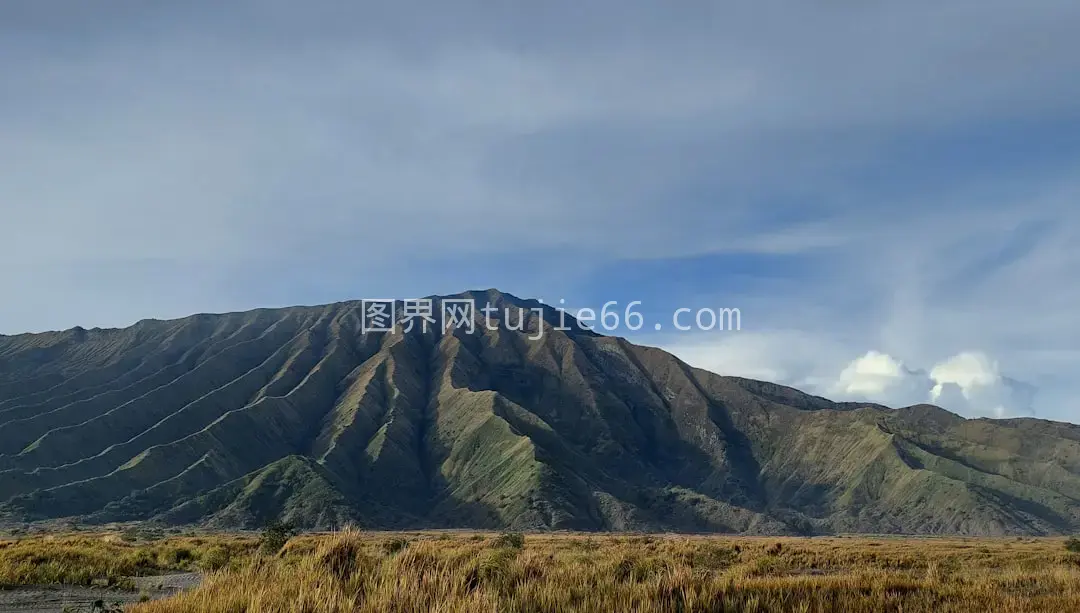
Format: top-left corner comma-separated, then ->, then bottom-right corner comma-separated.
2,1 -> 1079,422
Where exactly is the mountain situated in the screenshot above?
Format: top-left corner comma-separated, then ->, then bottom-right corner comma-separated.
0,290 -> 1078,535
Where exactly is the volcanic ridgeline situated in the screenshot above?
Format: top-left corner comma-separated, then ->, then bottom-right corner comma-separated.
0,289 -> 1077,535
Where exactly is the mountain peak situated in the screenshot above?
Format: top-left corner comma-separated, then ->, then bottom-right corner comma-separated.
0,294 -> 1076,535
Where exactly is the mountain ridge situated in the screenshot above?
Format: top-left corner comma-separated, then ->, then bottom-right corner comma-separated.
0,289 -> 1077,536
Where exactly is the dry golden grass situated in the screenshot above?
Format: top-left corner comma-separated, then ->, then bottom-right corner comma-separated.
0,531 -> 257,587
110,530 -> 1080,612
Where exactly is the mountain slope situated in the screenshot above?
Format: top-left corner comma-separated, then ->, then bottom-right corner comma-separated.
0,290 -> 1076,535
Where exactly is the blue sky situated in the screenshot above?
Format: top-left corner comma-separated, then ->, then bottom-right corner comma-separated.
2,1 -> 1079,422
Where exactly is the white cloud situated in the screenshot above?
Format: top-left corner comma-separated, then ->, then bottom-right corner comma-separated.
928,352 -> 1035,418
929,352 -> 1000,398
825,350 -> 1035,417
834,351 -> 911,396
664,335 -> 1037,418
825,351 -> 932,408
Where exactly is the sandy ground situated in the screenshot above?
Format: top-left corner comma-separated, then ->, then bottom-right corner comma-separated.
0,572 -> 200,612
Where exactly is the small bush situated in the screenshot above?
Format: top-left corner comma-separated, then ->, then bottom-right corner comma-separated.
1065,537 -> 1080,553
259,520 -> 298,555
198,545 -> 231,571
494,532 -> 524,549
478,547 -> 518,586
382,537 -> 409,555
161,547 -> 193,566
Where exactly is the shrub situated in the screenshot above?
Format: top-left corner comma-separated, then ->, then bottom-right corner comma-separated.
382,537 -> 409,555
161,547 -> 193,566
478,547 -> 518,586
1065,537 -> 1080,553
259,520 -> 298,555
493,532 -> 524,549
198,545 -> 231,571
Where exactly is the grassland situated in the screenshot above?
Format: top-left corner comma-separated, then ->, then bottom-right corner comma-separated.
0,529 -> 255,588
3,529 -> 1080,612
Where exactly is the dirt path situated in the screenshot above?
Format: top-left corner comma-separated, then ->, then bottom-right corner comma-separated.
0,572 -> 201,613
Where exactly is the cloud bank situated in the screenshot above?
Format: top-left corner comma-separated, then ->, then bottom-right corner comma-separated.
664,337 -> 1037,418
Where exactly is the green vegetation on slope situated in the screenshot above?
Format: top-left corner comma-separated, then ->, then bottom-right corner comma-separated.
1,290 -> 1078,535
